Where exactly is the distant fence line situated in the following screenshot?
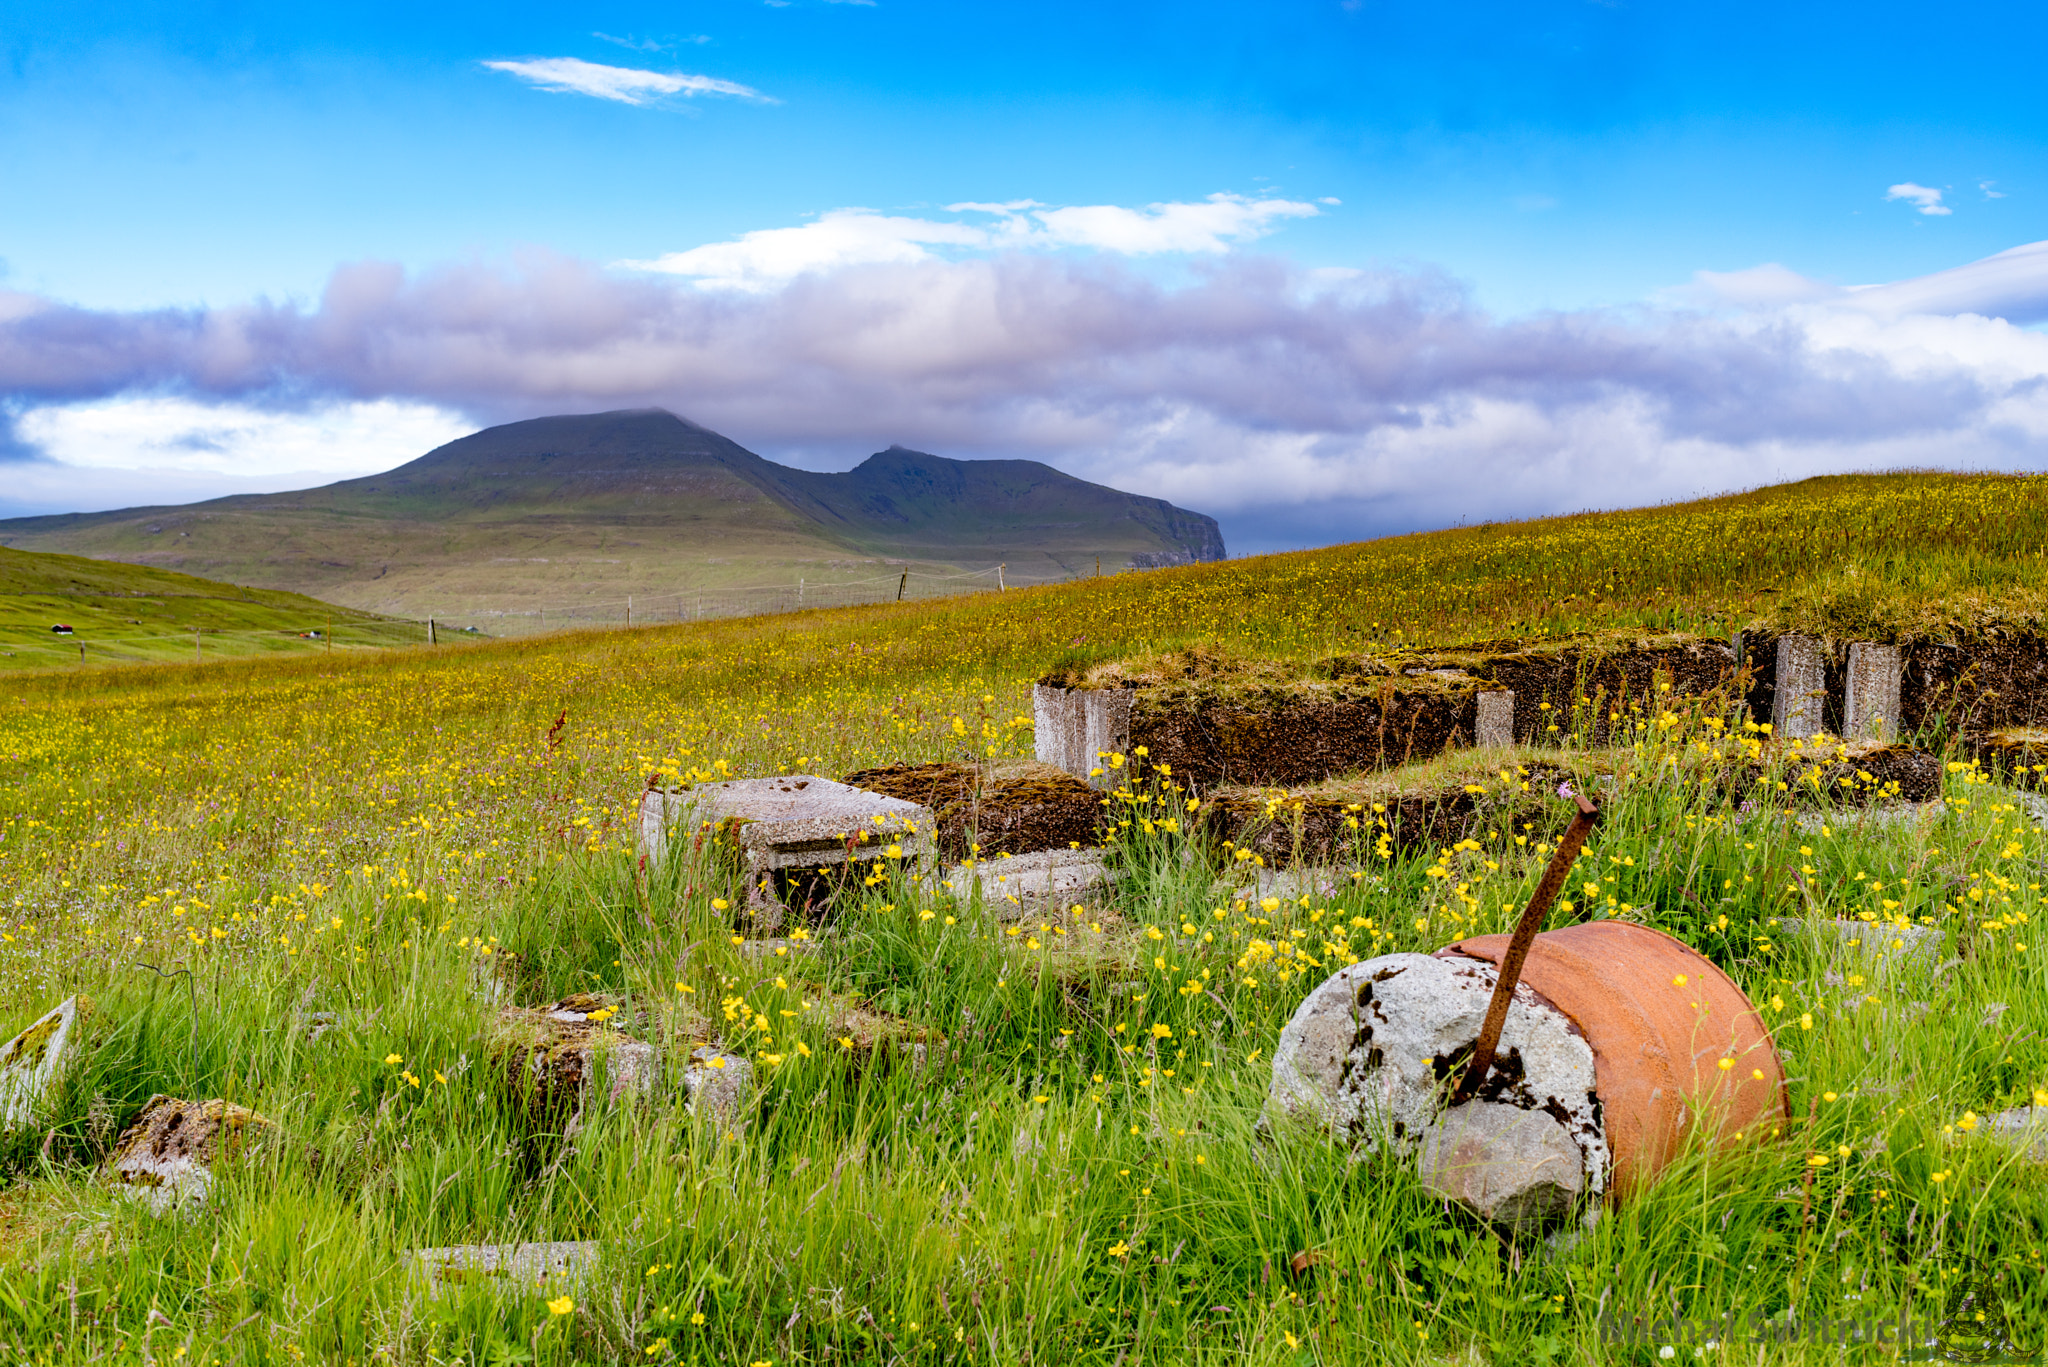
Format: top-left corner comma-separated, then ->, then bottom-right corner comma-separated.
417,563 -> 1096,639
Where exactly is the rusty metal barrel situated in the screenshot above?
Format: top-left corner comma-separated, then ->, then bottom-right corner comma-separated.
1441,920 -> 1788,1194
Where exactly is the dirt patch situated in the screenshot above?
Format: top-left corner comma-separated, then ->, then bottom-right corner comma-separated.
842,761 -> 1104,858
1975,730 -> 2048,787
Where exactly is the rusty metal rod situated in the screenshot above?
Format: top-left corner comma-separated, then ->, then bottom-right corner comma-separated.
1450,792 -> 1601,1105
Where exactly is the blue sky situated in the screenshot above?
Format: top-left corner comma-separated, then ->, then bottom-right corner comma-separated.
3,0 -> 2047,551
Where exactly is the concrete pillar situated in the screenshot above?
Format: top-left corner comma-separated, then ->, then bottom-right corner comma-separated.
1771,635 -> 1827,739
1033,684 -> 1082,774
1476,690 -> 1515,748
1844,643 -> 1903,741
1080,690 -> 1133,788
1034,684 -> 1132,786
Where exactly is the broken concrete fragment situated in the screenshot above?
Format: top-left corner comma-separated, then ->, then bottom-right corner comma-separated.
1419,1102 -> 1585,1228
683,1046 -> 753,1127
638,776 -> 934,915
106,1095 -> 272,1216
1267,953 -> 1608,1230
413,1241 -> 600,1298
1773,635 -> 1827,740
1769,917 -> 1942,971
925,848 -> 1114,917
1979,1107 -> 2048,1163
0,995 -> 84,1130
494,997 -> 658,1112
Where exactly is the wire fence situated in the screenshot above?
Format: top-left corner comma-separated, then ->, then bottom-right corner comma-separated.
416,563 -> 1086,638
4,555 -> 1197,665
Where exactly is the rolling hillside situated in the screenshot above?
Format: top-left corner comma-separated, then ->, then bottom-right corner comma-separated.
0,409 -> 1225,617
0,545 -> 417,671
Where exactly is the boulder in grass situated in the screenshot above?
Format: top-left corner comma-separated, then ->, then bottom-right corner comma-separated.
923,848 -> 1115,918
106,1095 -> 273,1216
0,995 -> 86,1130
493,996 -> 659,1114
1980,1107 -> 2048,1163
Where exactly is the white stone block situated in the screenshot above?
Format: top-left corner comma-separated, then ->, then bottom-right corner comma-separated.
413,1241 -> 600,1298
923,848 -> 1114,917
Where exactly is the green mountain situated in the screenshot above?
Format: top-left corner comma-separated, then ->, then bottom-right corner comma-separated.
0,409 -> 1225,616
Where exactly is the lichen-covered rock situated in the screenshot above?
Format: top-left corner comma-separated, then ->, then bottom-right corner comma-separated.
1267,953 -> 1607,1229
493,996 -> 659,1113
0,995 -> 85,1130
1979,1107 -> 2048,1162
106,1095 -> 273,1216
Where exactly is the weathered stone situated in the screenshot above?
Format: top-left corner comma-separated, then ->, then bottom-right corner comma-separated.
1980,1107 -> 2048,1162
683,1046 -> 753,1127
639,776 -> 934,913
1768,917 -> 1942,971
1267,953 -> 1606,1229
1845,643 -> 1903,740
1419,1102 -> 1585,1227
924,848 -> 1114,917
1033,683 -> 1083,776
1475,690 -> 1515,748
1210,864 -> 1359,907
1772,634 -> 1827,739
0,995 -> 84,1130
413,1241 -> 600,1298
106,1095 -> 272,1216
493,997 -> 658,1112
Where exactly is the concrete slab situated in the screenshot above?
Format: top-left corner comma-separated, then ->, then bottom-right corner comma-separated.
638,776 -> 934,877
106,1095 -> 273,1217
1767,917 -> 1942,972
1845,643 -> 1903,740
684,1046 -> 753,1128
0,995 -> 83,1130
413,1241 -> 600,1297
1773,635 -> 1828,739
924,848 -> 1115,916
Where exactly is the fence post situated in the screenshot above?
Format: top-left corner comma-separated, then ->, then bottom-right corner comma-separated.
627,596 -> 633,629
799,578 -> 804,606
195,629 -> 201,662
897,571 -> 908,602
998,564 -> 1005,592
428,618 -> 437,646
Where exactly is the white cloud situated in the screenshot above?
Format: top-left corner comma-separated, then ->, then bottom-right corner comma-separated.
621,194 -> 1321,289
1982,180 -> 2008,199
16,397 -> 471,487
482,57 -> 771,106
1668,263 -> 1841,310
1886,182 -> 1952,216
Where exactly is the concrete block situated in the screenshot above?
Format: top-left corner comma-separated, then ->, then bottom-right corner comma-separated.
1476,690 -> 1515,748
638,776 -> 934,877
0,995 -> 83,1130
494,997 -> 659,1110
684,1046 -> 754,1128
414,1241 -> 600,1298
924,848 -> 1114,917
1981,1107 -> 2048,1163
1772,634 -> 1828,739
1768,917 -> 1942,972
1845,643 -> 1903,740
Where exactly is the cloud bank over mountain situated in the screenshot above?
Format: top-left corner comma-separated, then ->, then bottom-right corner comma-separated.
4,225 -> 2047,553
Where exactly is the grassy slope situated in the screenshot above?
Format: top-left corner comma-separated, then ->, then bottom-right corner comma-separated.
0,470 -> 2044,1363
0,545 -> 419,672
0,411 -> 1221,617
